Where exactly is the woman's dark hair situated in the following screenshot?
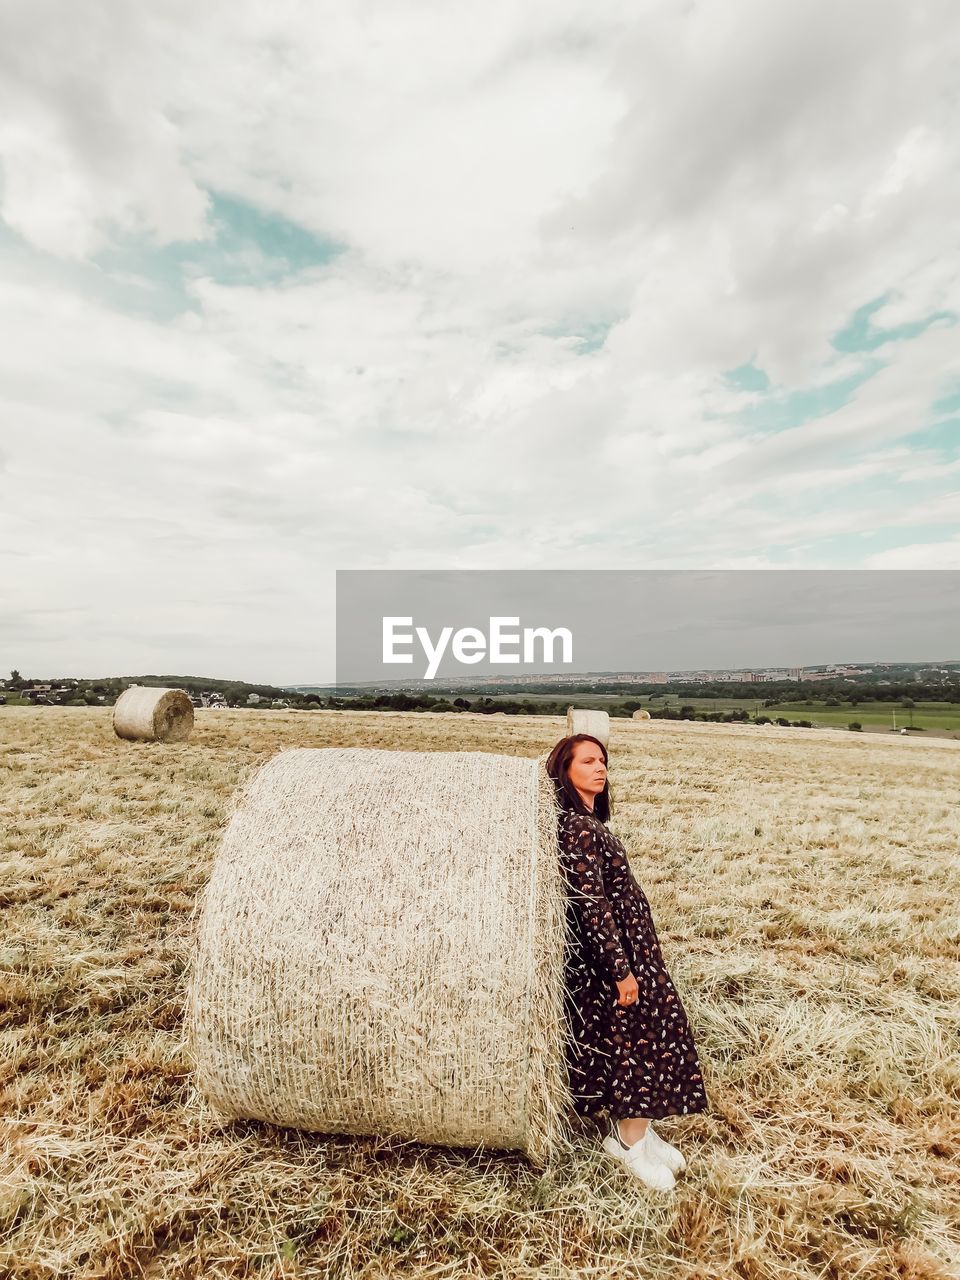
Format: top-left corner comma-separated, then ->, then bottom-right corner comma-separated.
545,734 -> 612,823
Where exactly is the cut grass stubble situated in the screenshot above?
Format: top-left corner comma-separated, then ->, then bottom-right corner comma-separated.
1,708 -> 958,1279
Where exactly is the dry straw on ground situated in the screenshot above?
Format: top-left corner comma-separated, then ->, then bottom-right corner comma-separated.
565,707 -> 610,746
186,747 -> 570,1168
2,707 -> 959,1279
112,686 -> 194,743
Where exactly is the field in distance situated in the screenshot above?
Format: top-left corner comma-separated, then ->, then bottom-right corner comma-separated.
2,707 -> 958,1279
499,692 -> 960,735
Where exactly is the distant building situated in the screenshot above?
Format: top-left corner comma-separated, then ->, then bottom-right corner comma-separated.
24,683 -> 71,702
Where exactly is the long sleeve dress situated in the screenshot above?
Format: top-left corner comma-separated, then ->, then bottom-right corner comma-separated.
558,808 -> 709,1123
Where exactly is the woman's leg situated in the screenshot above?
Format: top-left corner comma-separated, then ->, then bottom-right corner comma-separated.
615,1116 -> 649,1145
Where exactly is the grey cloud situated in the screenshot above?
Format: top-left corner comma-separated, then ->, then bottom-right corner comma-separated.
548,2 -> 954,237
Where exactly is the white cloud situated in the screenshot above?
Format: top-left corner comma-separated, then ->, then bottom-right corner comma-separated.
0,0 -> 210,258
0,0 -> 958,678
865,537 -> 960,569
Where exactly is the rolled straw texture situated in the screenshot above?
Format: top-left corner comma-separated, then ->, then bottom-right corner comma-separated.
565,706 -> 610,747
632,709 -> 652,721
185,748 -> 572,1167
112,686 -> 194,743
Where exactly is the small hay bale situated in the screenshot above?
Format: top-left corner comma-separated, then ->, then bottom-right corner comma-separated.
112,685 -> 194,743
632,709 -> 652,721
565,706 -> 610,747
185,748 -> 571,1167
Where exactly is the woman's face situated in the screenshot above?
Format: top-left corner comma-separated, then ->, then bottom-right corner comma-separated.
567,739 -> 607,806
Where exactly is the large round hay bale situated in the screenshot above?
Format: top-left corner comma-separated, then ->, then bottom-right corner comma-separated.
185,748 -> 570,1167
113,686 -> 194,743
565,706 -> 610,747
632,709 -> 652,721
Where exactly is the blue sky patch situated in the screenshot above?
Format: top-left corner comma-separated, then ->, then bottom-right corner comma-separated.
723,361 -> 771,393
539,314 -> 623,354
86,190 -> 344,320
831,293 -> 956,352
931,388 -> 960,418
205,192 -> 342,276
717,298 -> 957,453
898,418 -> 960,455
732,362 -> 884,434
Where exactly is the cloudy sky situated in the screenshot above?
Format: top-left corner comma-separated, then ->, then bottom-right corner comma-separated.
1,0 -> 958,684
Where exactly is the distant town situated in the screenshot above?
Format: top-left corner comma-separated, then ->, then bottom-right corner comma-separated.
2,660 -> 958,708
361,661 -> 958,690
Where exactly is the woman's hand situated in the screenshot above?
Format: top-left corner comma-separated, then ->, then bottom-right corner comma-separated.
615,973 -> 639,1006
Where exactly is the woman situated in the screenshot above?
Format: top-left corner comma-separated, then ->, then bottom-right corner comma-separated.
546,733 -> 708,1191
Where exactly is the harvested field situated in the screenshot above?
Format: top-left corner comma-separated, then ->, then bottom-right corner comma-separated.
1,707 -> 958,1279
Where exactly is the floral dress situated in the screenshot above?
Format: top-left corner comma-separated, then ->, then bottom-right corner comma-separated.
558,808 -> 709,1122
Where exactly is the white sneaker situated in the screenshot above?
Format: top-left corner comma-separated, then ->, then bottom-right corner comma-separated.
601,1122 -> 675,1192
646,1124 -> 686,1174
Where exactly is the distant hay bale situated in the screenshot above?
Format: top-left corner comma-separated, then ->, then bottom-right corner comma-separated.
632,709 -> 652,721
565,706 -> 610,747
185,748 -> 570,1168
112,686 -> 194,743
